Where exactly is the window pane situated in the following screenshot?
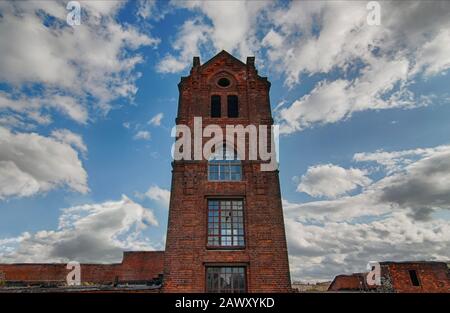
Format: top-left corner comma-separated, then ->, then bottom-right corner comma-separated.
227,95 -> 239,117
208,199 -> 244,248
211,95 -> 221,117
208,146 -> 241,181
208,237 -> 218,246
219,170 -> 227,181
206,267 -> 246,293
231,165 -> 240,173
208,171 -> 218,180
230,173 -> 240,181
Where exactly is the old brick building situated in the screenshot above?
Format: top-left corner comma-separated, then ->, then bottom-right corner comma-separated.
0,52 -> 448,295
0,51 -> 291,293
162,50 -> 292,292
328,261 -> 450,293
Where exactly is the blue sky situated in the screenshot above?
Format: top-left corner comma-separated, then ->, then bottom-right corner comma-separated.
0,1 -> 449,281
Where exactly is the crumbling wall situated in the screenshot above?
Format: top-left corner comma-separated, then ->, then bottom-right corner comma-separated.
0,251 -> 164,285
328,262 -> 450,293
384,262 -> 450,293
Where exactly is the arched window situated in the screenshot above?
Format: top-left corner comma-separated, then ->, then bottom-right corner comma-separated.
227,95 -> 238,117
211,95 -> 221,117
208,145 -> 241,181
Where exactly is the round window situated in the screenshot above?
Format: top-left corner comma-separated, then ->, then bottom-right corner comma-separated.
217,77 -> 231,87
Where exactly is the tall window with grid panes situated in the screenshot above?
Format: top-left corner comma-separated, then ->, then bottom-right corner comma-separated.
162,51 -> 292,293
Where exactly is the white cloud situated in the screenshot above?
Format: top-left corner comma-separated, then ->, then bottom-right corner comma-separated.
0,161 -> 41,200
297,164 -> 372,198
137,0 -> 156,20
0,127 -> 88,200
0,114 -> 37,131
139,185 -> 170,208
0,92 -> 88,125
353,145 -> 449,174
286,211 -> 450,282
288,145 -> 450,223
0,195 -> 159,263
51,129 -> 87,157
156,55 -> 189,74
373,147 -> 450,221
0,1 -> 159,128
153,2 -> 450,132
137,0 -> 168,21
265,2 -> 367,86
285,144 -> 450,281
156,1 -> 271,73
277,52 -> 414,133
148,112 -> 163,126
133,130 -> 151,141
412,29 -> 450,77
156,18 -> 211,73
262,28 -> 284,49
278,79 -> 352,133
266,1 -> 450,133
284,192 -> 387,224
179,0 -> 269,56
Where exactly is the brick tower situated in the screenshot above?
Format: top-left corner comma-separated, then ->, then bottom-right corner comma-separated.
163,51 -> 291,293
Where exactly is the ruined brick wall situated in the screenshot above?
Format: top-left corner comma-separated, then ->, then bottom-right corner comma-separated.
0,251 -> 164,284
328,262 -> 450,293
328,275 -> 364,291
327,273 -> 377,292
383,262 -> 450,293
163,51 -> 291,293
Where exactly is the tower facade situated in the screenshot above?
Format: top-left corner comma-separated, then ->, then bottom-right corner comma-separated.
163,51 -> 291,292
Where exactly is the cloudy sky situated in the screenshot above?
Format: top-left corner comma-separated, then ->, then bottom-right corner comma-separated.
0,1 -> 449,282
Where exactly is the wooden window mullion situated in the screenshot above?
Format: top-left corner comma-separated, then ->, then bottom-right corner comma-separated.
218,201 -> 222,246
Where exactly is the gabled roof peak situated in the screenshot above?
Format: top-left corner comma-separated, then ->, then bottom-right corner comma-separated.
192,50 -> 254,69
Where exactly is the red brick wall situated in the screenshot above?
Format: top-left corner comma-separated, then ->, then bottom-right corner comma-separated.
328,273 -> 377,292
328,275 -> 364,291
120,251 -> 164,281
0,251 -> 164,284
328,262 -> 450,292
163,51 -> 292,293
383,262 -> 450,293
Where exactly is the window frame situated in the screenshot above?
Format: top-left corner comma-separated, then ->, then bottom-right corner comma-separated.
208,159 -> 242,181
207,145 -> 242,182
206,199 -> 246,249
205,266 -> 247,293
